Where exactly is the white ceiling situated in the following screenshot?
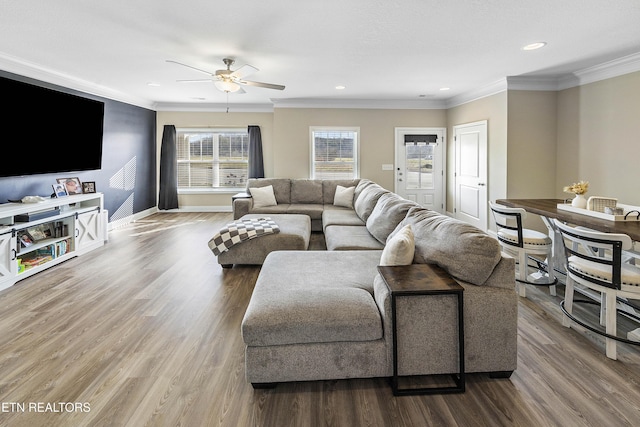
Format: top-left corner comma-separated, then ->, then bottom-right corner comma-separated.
1,0 -> 640,111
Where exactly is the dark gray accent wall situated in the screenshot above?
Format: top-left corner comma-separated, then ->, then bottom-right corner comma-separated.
0,71 -> 156,222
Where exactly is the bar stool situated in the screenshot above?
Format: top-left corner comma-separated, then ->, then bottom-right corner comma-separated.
554,219 -> 640,359
489,201 -> 557,297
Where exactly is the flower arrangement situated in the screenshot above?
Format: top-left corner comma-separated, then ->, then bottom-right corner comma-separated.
563,180 -> 589,195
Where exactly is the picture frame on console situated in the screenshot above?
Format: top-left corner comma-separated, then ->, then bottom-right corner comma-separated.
52,183 -> 68,198
57,177 -> 82,195
82,181 -> 96,194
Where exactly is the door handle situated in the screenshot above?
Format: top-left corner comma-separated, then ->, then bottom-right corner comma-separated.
478,183 -> 486,186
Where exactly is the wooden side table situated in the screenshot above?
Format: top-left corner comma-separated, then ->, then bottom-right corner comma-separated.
378,263 -> 465,395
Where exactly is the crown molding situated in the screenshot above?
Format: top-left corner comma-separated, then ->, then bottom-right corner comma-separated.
573,51 -> 640,86
0,52 -> 155,109
153,102 -> 275,113
445,79 -> 508,109
270,97 -> 447,109
504,51 -> 640,93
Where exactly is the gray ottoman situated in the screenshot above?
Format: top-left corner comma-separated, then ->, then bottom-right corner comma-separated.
217,214 -> 311,268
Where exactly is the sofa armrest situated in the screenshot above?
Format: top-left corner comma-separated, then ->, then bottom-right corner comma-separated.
481,256 -> 516,290
233,197 -> 253,219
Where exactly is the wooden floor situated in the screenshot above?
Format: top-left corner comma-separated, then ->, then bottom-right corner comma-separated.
1,212 -> 639,427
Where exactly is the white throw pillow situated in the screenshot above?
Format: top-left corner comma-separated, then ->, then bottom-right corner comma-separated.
333,185 -> 355,208
380,224 -> 415,266
250,185 -> 277,208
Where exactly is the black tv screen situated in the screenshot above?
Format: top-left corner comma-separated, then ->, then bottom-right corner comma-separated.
0,75 -> 104,178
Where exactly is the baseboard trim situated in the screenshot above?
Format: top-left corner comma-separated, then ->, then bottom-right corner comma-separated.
108,207 -> 158,231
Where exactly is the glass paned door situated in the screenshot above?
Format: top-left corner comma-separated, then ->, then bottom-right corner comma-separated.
394,128 -> 445,213
405,143 -> 435,190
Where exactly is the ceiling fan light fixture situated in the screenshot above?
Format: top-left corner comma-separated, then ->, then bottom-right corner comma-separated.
215,80 -> 241,93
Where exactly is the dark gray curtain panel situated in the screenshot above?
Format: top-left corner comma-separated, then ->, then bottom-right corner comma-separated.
158,125 -> 179,210
248,125 -> 265,179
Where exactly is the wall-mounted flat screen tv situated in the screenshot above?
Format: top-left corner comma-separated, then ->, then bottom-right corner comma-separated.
0,75 -> 104,178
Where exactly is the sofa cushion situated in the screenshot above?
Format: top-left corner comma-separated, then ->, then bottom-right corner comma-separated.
380,224 -> 415,266
249,185 -> 277,208
322,179 -> 360,204
354,182 -> 389,222
366,193 -> 417,244
322,206 -> 365,231
243,287 -> 382,346
286,204 -> 324,220
249,204 -> 291,215
248,178 -> 291,204
242,250 -> 384,347
333,185 -> 355,208
354,178 -> 374,201
392,207 -> 502,285
325,225 -> 385,250
291,179 -> 323,204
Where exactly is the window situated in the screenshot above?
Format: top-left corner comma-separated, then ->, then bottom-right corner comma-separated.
177,129 -> 249,189
310,127 -> 359,179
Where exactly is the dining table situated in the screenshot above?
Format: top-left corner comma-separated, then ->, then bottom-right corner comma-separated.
495,198 -> 640,242
495,198 -> 640,327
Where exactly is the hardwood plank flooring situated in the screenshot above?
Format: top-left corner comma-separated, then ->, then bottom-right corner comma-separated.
0,212 -> 639,427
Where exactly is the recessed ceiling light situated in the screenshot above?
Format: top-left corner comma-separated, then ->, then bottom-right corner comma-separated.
522,42 -> 547,51
147,82 -> 161,87
439,87 -> 450,91
335,85 -> 346,90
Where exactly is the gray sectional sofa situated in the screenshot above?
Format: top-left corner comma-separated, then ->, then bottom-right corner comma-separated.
234,178 -> 517,387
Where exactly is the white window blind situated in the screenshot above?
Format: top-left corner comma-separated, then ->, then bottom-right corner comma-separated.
177,129 -> 249,189
310,127 -> 359,179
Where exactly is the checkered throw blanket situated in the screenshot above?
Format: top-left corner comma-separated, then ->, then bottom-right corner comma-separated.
208,217 -> 280,256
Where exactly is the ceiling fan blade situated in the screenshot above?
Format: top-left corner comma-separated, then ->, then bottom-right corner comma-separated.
230,64 -> 259,79
166,60 -> 214,76
239,80 -> 285,90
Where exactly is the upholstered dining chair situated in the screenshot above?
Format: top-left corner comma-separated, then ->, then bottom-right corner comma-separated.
553,219 -> 640,360
489,201 -> 557,297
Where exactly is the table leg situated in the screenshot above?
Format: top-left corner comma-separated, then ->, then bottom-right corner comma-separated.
540,215 -> 565,278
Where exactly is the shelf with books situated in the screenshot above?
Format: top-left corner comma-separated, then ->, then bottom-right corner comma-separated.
17,237 -> 73,274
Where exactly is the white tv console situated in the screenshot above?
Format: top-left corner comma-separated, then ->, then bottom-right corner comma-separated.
0,193 -> 108,291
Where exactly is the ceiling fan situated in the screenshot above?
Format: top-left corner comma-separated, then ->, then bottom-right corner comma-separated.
167,58 -> 285,93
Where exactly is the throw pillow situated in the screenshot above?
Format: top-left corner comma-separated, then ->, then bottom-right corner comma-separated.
380,224 -> 415,266
334,185 -> 355,208
250,185 -> 277,208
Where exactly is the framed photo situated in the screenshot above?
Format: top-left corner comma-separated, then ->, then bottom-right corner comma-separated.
18,231 -> 34,248
57,177 -> 82,195
27,224 -> 51,241
82,181 -> 96,194
52,183 -> 68,198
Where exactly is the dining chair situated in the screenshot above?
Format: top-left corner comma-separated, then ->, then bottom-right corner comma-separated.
553,219 -> 640,360
489,201 -> 557,297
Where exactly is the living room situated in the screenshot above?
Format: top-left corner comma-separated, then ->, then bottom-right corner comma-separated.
1,1 -> 640,426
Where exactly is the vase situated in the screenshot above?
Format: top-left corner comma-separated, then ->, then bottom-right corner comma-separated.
571,194 -> 587,209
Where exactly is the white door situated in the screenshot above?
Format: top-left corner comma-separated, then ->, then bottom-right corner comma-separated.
454,121 -> 488,230
395,127 -> 445,213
